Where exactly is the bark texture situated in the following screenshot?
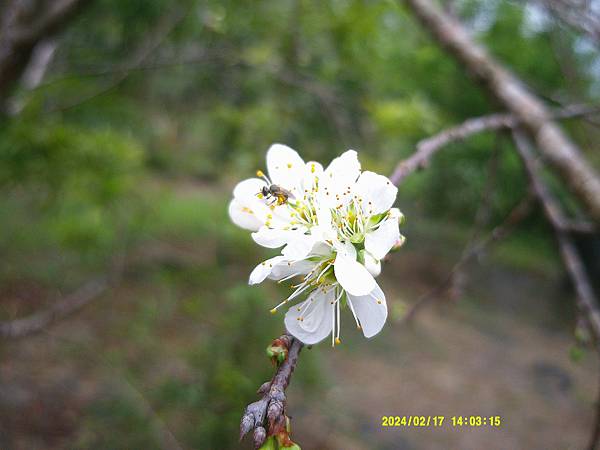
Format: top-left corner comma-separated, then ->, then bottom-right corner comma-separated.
404,0 -> 600,223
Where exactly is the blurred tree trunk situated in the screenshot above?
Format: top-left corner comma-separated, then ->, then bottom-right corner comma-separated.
403,0 -> 600,224
0,0 -> 92,112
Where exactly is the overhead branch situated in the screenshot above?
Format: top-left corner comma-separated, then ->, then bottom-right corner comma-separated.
403,0 -> 600,223
390,104 -> 600,195
512,130 -> 600,344
532,0 -> 600,46
390,113 -> 513,185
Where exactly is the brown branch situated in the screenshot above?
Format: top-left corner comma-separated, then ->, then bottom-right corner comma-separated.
240,335 -> 303,449
389,104 -> 600,186
389,113 -> 513,185
8,37 -> 57,115
512,130 -> 600,342
533,0 -> 600,45
403,0 -> 600,223
0,276 -> 110,339
513,130 -> 600,450
0,0 -> 92,109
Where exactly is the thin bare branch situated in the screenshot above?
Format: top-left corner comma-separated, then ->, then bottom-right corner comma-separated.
532,0 -> 600,45
512,129 -> 600,343
403,193 -> 535,322
0,276 -> 110,339
404,0 -> 600,223
513,129 -> 600,450
390,113 -> 514,185
389,104 -> 600,186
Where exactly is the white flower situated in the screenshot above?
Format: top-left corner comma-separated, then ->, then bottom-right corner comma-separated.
229,144 -> 405,346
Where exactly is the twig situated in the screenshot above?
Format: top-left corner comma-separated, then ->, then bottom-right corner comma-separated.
389,113 -> 514,185
532,0 -> 600,46
513,129 -> 600,450
402,193 -> 535,323
240,335 -> 303,449
404,0 -> 600,223
0,276 -> 111,338
512,129 -> 600,343
389,104 -> 600,186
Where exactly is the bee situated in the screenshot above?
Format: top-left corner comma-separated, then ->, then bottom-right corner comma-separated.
260,184 -> 294,206
255,170 -> 294,206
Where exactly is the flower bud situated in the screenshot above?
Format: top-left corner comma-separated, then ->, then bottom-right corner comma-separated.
254,426 -> 267,448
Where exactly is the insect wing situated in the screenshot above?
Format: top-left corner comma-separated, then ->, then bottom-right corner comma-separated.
278,186 -> 295,200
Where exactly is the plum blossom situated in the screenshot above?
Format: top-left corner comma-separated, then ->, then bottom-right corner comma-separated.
229,144 -> 405,346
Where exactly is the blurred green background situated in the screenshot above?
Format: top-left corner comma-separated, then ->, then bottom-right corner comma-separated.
1,0 -> 600,449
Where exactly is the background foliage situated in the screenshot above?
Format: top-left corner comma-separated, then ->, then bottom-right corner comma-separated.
1,0 -> 599,448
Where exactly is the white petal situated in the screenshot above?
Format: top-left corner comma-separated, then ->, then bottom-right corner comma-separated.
311,205 -> 334,240
252,226 -> 302,249
302,161 -> 323,192
249,256 -> 286,285
365,218 -> 400,260
319,150 -> 361,209
333,251 -> 375,296
347,283 -> 387,338
266,144 -> 305,194
310,240 -> 334,257
334,239 -> 357,259
231,178 -> 276,224
282,234 -> 315,260
389,207 -> 404,223
228,199 -> 263,231
268,259 -> 315,281
323,150 -> 361,186
363,251 -> 381,277
354,171 -> 398,216
233,178 -> 267,203
284,288 -> 335,344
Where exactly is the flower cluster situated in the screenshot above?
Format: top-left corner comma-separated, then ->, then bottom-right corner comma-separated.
229,144 -> 405,346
